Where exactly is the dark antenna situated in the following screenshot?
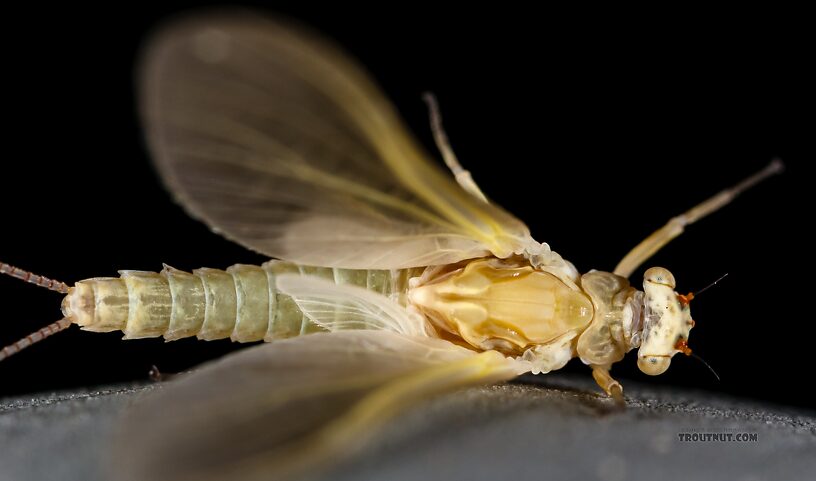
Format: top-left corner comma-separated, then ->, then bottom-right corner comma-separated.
0,261 -> 73,362
689,352 -> 721,382
694,272 -> 729,297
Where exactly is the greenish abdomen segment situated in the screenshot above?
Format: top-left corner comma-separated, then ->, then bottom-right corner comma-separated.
61,261 -> 423,342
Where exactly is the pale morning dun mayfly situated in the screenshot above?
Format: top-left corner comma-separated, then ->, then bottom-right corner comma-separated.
0,10 -> 783,481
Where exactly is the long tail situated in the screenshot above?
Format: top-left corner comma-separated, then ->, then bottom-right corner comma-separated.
1,262 -> 69,293
0,261 -> 72,361
0,318 -> 71,361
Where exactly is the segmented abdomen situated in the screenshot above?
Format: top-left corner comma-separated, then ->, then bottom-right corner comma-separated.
61,262 -> 423,342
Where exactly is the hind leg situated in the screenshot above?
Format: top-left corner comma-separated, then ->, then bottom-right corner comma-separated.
423,93 -> 489,203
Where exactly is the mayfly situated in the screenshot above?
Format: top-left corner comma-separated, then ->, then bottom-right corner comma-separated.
0,11 -> 783,481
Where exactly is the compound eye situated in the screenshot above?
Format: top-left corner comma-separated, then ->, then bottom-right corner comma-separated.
638,355 -> 671,375
644,267 -> 676,289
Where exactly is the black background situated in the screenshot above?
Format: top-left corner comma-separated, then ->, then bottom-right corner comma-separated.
1,3 -> 812,409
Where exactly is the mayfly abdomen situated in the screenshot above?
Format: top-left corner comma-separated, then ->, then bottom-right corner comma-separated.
60,261 -> 423,343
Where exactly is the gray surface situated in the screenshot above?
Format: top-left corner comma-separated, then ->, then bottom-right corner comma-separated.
1,375 -> 814,481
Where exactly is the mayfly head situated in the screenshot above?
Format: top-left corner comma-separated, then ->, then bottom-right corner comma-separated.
636,267 -> 695,376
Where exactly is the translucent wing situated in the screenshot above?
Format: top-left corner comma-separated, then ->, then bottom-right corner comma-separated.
276,273 -> 431,336
139,11 -> 538,269
112,331 -> 528,481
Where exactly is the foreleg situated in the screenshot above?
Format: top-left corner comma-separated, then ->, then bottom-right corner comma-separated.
614,159 -> 783,278
592,365 -> 624,403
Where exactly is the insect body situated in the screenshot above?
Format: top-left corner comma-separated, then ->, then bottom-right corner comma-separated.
60,262 -> 423,342
53,250 -> 697,399
0,11 -> 782,481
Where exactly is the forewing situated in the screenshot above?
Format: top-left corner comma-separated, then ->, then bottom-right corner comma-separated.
112,331 -> 526,481
139,11 -> 535,269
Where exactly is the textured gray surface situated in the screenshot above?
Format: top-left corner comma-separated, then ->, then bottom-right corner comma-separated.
1,374 -> 814,481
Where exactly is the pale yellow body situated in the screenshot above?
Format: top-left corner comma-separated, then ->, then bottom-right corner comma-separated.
62,261 -> 422,343
0,14 -> 783,481
407,258 -> 643,376
61,256 -> 643,384
409,259 -> 593,354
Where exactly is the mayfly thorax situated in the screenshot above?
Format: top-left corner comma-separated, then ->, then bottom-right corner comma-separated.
0,10 -> 784,481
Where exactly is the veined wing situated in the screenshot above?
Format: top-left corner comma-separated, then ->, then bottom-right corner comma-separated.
139,11 -> 539,269
276,273 -> 432,336
111,331 -> 529,481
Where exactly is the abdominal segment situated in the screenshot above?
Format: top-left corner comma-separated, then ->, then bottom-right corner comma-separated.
61,262 -> 421,342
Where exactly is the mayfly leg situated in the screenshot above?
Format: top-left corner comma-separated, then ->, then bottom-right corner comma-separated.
592,365 -> 624,403
614,159 -> 784,279
422,92 -> 489,203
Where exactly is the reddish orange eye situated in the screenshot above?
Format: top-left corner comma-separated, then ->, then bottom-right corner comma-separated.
675,338 -> 692,356
677,292 -> 694,306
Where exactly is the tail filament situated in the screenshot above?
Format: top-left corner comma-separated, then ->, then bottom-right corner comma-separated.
0,318 -> 72,362
1,261 -> 72,361
0,261 -> 70,294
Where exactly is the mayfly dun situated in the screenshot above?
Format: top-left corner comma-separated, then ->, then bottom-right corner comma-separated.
0,11 -> 784,481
